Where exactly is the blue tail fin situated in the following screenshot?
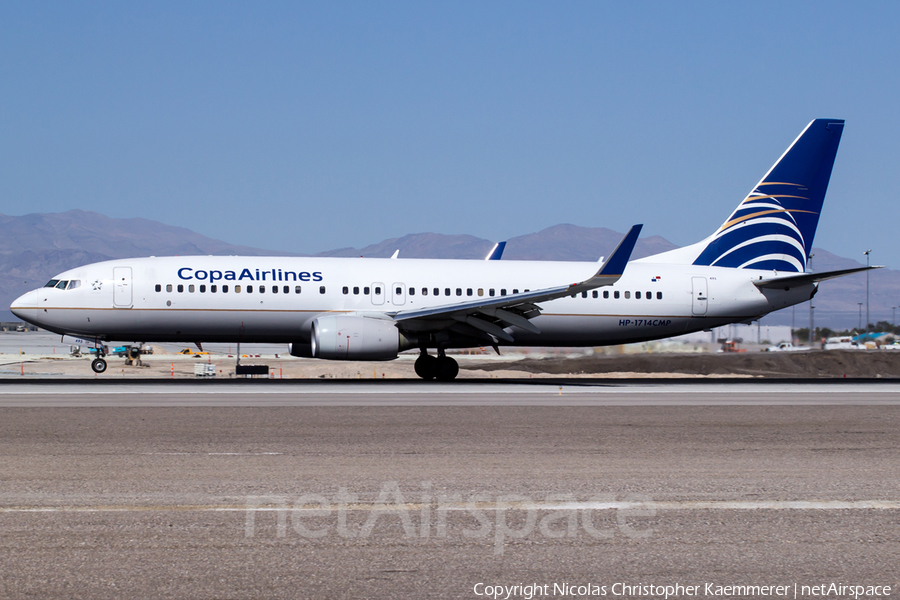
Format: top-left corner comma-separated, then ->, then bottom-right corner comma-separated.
692,119 -> 844,272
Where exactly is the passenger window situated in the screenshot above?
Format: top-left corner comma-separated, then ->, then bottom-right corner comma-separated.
246,285 -> 252,293
395,286 -> 402,295
259,285 -> 265,294
272,286 -> 278,294
603,290 -> 609,299
513,289 -> 519,294
477,288 -> 483,296
444,288 -> 450,296
283,286 -> 289,294
457,288 -> 463,296
422,288 -> 428,296
353,286 -> 360,295
296,286 -> 302,294
177,284 -> 184,293
635,291 -> 641,299
374,286 -> 381,295
222,285 -> 229,293
657,291 -> 663,300
592,291 -> 598,298
433,288 -> 439,296
466,288 -> 472,296
582,291 -> 588,298
409,288 -> 415,296
489,289 -> 495,297
363,287 -> 369,295
614,291 -> 620,299
166,284 -> 173,292
501,289 -> 507,296
624,291 -> 630,299
211,285 -> 217,293
155,284 -> 162,292
235,285 -> 242,293
343,286 -> 349,295
319,286 -> 326,294
200,285 -> 206,293
67,280 -> 81,290
646,291 -> 652,300
189,284 -> 195,293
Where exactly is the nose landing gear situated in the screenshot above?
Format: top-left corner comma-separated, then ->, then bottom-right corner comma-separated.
414,349 -> 459,381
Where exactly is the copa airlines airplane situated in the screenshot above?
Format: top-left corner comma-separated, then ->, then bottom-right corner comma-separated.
11,119 -> 875,380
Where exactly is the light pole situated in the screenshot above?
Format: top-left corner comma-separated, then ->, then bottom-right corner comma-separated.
864,249 -> 871,340
808,253 -> 814,347
893,306 -> 897,330
858,303 -> 863,332
810,305 -> 815,347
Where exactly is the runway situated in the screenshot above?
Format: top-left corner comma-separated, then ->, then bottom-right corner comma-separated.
0,382 -> 898,598
1,379 -> 899,406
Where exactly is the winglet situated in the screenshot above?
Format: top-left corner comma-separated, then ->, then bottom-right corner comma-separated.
484,241 -> 507,261
563,224 -> 642,294
597,224 -> 642,277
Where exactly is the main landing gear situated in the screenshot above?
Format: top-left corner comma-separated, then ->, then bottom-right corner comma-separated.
414,349 -> 459,381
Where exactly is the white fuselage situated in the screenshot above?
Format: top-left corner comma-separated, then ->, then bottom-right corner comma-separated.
11,255 -> 814,347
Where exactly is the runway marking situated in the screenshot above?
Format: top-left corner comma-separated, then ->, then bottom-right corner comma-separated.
140,452 -> 284,456
2,500 -> 900,513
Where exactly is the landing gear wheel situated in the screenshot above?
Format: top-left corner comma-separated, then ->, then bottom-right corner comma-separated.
91,358 -> 108,374
414,354 -> 438,380
435,356 -> 459,381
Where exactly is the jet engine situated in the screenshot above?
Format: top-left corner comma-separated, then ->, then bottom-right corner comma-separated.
310,315 -> 404,360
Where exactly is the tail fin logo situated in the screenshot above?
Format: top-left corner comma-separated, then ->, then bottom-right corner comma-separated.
693,183 -> 815,272
691,119 -> 844,273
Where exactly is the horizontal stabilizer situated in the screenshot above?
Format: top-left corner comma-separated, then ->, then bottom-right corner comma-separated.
753,266 -> 882,290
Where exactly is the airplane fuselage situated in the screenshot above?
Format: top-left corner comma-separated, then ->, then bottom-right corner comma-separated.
13,255 -> 813,347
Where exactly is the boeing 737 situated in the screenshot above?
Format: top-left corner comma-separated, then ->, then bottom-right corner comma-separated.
11,119 -> 875,380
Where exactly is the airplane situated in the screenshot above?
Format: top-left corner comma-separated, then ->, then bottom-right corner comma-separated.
11,119 -> 878,380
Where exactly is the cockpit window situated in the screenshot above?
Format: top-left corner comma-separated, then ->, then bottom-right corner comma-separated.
44,280 -> 60,288
66,280 -> 81,290
55,280 -> 69,289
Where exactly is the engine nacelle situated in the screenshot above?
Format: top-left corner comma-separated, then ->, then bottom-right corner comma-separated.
311,316 -> 401,360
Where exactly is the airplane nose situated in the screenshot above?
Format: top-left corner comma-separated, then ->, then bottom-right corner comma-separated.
10,290 -> 38,323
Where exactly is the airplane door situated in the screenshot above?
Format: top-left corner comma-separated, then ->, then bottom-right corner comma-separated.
691,276 -> 708,315
113,267 -> 133,308
371,282 -> 385,305
392,283 -> 406,306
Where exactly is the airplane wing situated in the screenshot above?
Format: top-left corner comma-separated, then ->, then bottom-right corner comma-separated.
752,265 -> 883,290
388,225 -> 642,342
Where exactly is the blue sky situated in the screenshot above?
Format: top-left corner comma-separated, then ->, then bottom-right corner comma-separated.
2,1 -> 898,264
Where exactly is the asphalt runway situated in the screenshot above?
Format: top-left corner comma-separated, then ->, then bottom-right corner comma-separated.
1,381 -> 899,599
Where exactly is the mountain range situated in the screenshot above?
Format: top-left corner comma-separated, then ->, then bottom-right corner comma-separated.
1,210 -> 896,330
